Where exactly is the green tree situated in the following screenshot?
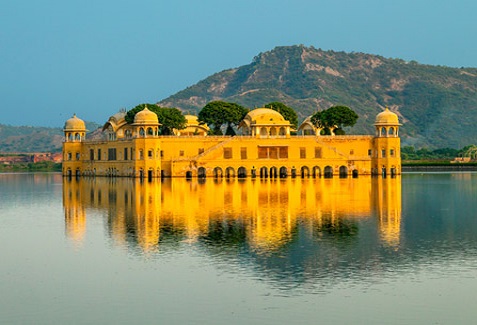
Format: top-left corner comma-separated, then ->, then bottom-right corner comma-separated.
125,103 -> 186,135
264,102 -> 298,129
156,107 -> 187,135
198,101 -> 248,135
311,105 -> 358,135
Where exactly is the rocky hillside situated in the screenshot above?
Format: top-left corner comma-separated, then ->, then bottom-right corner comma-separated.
160,45 -> 477,148
0,122 -> 101,153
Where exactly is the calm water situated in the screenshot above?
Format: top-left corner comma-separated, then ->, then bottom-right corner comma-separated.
1,173 -> 477,324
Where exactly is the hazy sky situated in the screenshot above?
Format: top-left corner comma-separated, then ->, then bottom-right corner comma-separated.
2,0 -> 476,127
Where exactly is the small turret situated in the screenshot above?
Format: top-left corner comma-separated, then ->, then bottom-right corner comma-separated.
64,114 -> 87,142
373,108 -> 401,176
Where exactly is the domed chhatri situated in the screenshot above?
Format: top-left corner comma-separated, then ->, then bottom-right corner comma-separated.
133,107 -> 159,125
375,108 -> 400,126
239,108 -> 291,137
64,114 -> 86,131
63,106 -> 401,179
176,115 -> 209,136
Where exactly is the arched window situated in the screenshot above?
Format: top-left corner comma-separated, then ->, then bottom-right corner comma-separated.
139,128 -> 145,137
388,127 -> 395,136
260,127 -> 268,137
147,127 -> 154,136
381,127 -> 386,137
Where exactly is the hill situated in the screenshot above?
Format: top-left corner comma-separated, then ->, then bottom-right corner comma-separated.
159,45 -> 477,148
0,122 -> 101,153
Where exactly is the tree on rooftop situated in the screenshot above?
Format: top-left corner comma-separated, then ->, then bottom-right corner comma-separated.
198,101 -> 248,135
264,102 -> 298,129
310,105 -> 358,135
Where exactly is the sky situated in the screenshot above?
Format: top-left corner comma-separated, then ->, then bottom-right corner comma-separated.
2,0 -> 477,127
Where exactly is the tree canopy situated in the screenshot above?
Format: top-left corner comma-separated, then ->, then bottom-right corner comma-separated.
125,103 -> 186,135
264,102 -> 298,129
310,105 -> 358,135
198,101 -> 248,135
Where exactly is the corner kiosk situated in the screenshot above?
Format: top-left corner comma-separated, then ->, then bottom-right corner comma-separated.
63,107 -> 401,179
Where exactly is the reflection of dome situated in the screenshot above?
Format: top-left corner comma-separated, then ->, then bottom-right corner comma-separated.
375,108 -> 400,125
134,107 -> 159,125
64,114 -> 86,131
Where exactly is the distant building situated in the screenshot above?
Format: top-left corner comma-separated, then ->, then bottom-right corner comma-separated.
62,107 -> 401,179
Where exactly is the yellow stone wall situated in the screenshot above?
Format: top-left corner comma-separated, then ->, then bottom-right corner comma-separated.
62,108 -> 401,178
64,133 -> 400,178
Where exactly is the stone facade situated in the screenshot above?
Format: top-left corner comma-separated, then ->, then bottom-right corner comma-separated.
62,107 -> 401,179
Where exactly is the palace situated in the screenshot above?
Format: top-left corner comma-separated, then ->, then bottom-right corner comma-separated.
62,107 -> 401,179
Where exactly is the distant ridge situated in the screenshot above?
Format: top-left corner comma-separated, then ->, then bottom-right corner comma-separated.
159,45 -> 477,148
0,122 -> 101,153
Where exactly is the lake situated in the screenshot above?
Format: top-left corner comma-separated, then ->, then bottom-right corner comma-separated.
1,173 -> 477,324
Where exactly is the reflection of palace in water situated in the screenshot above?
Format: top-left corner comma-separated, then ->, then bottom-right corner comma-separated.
63,177 -> 402,252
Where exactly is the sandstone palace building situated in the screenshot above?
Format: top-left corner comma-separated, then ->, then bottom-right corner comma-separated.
62,107 -> 401,179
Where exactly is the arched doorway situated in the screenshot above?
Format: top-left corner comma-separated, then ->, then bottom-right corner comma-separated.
339,166 -> 348,178
279,166 -> 287,178
238,167 -> 247,178
225,167 -> 235,178
270,167 -> 278,178
312,166 -> 321,178
324,166 -> 333,178
186,171 -> 192,179
214,167 -> 223,178
390,166 -> 397,177
198,167 -> 206,178
301,166 -> 310,178
352,169 -> 359,178
260,166 -> 268,178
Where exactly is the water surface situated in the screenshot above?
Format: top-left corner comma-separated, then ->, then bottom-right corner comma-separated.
1,173 -> 477,324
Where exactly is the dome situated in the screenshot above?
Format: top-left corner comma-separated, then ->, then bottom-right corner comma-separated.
185,114 -> 200,126
133,107 -> 159,125
64,114 -> 86,131
375,108 -> 400,126
102,111 -> 127,132
245,108 -> 286,123
241,108 -> 289,127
